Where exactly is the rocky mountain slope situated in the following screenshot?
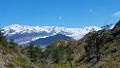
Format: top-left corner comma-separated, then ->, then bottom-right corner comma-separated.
32,34 -> 73,47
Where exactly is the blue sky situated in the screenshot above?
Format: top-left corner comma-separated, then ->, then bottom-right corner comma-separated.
0,0 -> 120,28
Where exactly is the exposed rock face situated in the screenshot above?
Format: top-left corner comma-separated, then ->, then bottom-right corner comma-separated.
113,20 -> 120,30
112,20 -> 120,38
0,51 -> 11,68
0,53 -> 6,68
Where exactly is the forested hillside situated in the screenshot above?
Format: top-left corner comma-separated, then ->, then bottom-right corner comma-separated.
0,20 -> 120,68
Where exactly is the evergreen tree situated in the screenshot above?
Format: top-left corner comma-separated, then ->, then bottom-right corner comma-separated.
25,42 -> 42,63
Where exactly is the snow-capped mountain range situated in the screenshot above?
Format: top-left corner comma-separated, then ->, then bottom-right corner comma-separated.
3,24 -> 101,45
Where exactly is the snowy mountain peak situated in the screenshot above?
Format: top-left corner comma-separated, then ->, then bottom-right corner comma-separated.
3,24 -> 101,44
3,24 -> 67,35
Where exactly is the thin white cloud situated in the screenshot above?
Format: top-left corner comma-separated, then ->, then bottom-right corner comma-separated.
89,9 -> 96,15
58,16 -> 62,20
113,11 -> 120,17
89,9 -> 94,13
